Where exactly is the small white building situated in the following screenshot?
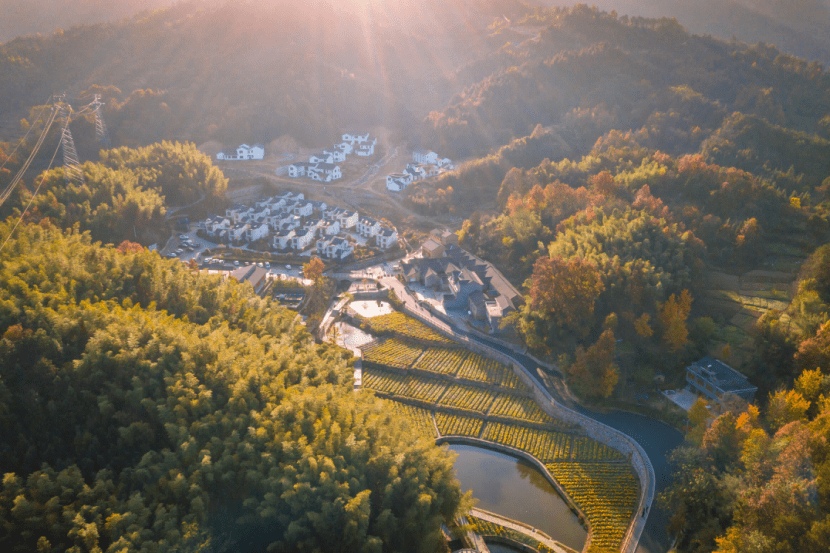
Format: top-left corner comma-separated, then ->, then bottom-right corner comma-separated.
357,216 -> 382,238
336,142 -> 354,155
318,236 -> 354,260
412,149 -> 437,165
288,162 -> 313,178
273,229 -> 295,250
320,219 -> 341,236
405,163 -> 427,181
356,143 -> 375,157
332,208 -> 359,229
205,215 -> 231,236
291,229 -> 314,250
292,201 -> 314,217
277,191 -> 304,202
342,132 -> 370,144
304,218 -> 323,235
226,204 -> 253,223
245,222 -> 269,243
323,148 -> 346,163
229,222 -> 249,242
309,153 -> 334,164
309,200 -> 328,214
386,173 -> 412,192
217,143 -> 265,160
318,163 -> 342,181
377,227 -> 398,249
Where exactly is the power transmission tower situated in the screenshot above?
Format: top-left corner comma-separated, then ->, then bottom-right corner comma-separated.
91,94 -> 110,145
56,97 -> 84,186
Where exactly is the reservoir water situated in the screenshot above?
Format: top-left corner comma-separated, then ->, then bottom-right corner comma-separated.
447,443 -> 588,552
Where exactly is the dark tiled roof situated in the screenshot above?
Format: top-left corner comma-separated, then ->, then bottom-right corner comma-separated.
688,358 -> 756,393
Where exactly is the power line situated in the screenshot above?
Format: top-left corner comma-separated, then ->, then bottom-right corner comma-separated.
0,105 -> 59,210
0,96 -> 53,175
0,128 -> 63,254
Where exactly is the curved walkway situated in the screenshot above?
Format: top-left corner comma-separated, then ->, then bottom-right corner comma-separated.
471,509 -> 572,553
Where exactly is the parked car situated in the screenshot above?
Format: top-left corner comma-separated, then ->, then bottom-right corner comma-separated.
234,260 -> 240,266
265,262 -> 270,269
178,234 -> 187,239
175,249 -> 183,254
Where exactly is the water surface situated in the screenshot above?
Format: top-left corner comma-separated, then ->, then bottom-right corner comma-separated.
447,443 -> 587,552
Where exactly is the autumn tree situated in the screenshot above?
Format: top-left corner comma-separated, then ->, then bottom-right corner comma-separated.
527,255 -> 604,337
303,256 -> 325,288
566,328 -> 619,399
659,289 -> 693,352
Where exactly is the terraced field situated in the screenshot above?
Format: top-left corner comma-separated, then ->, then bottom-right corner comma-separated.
546,463 -> 639,552
434,411 -> 484,438
359,311 -> 639,553
457,352 -> 522,388
362,312 -> 455,344
362,338 -> 423,369
489,394 -> 555,425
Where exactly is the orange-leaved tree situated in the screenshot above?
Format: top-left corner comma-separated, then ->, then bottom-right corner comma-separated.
528,255 -> 604,337
566,328 -> 619,399
303,256 -> 325,287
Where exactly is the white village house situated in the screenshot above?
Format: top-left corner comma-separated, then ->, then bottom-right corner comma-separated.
386,173 -> 412,192
376,227 -> 398,249
217,143 -> 265,160
412,149 -> 451,168
357,216 -> 382,238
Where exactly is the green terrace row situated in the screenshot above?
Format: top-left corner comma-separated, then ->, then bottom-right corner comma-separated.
363,368 -> 560,426
362,337 -> 522,388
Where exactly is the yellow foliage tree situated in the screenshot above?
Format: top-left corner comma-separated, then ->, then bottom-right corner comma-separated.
767,389 -> 810,431
659,289 -> 693,352
634,313 -> 653,338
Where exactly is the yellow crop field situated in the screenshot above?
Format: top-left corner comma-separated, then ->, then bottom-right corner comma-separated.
414,347 -> 468,375
363,312 -> 455,344
481,422 -> 572,462
362,338 -> 424,369
457,352 -> 521,388
435,411 -> 484,437
389,401 -> 436,439
546,463 -> 638,552
489,394 -> 554,424
438,383 -> 500,414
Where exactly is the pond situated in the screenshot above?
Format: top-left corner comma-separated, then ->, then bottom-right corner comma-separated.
447,443 -> 587,552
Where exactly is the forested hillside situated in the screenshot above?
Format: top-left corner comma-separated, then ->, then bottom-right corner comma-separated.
415,5 -> 830,165
0,222 -> 468,552
0,0 -> 528,149
0,140 -> 226,245
586,0 -> 830,64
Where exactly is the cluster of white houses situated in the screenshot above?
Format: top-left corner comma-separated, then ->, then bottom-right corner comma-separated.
386,149 -> 453,192
199,191 -> 397,260
287,132 -> 377,183
216,143 -> 265,161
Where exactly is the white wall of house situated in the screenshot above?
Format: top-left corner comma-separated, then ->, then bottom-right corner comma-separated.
377,229 -> 398,249
273,230 -> 295,250
247,223 -> 269,242
291,230 -> 314,250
